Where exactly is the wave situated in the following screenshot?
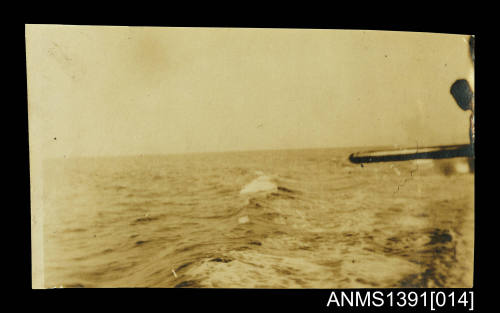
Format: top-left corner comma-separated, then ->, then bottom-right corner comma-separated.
239,173 -> 278,195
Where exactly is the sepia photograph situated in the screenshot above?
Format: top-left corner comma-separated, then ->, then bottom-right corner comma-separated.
26,25 -> 474,289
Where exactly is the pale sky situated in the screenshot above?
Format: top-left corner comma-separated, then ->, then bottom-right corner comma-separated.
26,26 -> 474,157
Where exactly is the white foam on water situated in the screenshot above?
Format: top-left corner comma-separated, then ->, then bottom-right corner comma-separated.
414,159 -> 434,165
413,159 -> 435,170
238,216 -> 250,224
239,174 -> 278,194
455,161 -> 470,173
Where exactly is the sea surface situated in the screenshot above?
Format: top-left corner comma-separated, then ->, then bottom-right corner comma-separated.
41,147 -> 474,288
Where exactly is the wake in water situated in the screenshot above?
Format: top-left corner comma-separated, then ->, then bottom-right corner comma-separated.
239,171 -> 278,195
168,171 -> 314,288
42,149 -> 474,288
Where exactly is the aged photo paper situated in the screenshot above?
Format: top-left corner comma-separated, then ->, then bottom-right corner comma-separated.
27,25 -> 474,288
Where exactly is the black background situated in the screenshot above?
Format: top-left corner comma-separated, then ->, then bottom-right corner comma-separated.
17,5 -> 491,311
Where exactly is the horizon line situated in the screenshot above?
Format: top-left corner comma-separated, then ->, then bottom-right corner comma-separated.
42,141 -> 469,160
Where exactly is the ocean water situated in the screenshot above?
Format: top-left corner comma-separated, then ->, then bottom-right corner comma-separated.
41,147 -> 474,288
